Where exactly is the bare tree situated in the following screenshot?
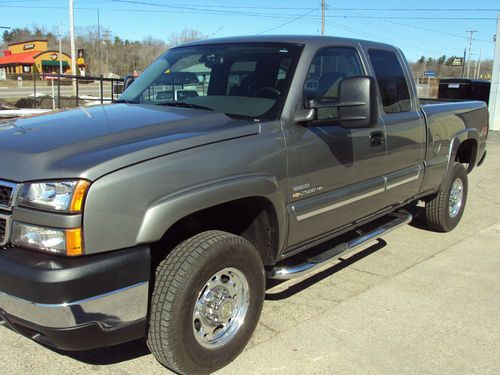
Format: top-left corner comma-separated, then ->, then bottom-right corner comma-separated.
168,28 -> 208,47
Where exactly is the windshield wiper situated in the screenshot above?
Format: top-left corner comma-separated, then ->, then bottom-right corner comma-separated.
157,101 -> 214,111
115,99 -> 139,104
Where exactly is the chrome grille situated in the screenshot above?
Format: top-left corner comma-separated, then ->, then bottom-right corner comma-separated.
0,181 -> 18,209
0,185 -> 13,207
0,217 -> 5,244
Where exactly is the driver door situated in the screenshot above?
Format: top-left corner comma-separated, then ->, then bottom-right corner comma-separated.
284,46 -> 388,250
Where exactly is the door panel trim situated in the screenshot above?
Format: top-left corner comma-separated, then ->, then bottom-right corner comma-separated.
295,186 -> 385,221
386,164 -> 422,190
291,164 -> 422,222
291,177 -> 385,222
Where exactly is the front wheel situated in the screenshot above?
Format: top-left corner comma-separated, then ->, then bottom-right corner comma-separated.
147,231 -> 265,375
425,162 -> 468,232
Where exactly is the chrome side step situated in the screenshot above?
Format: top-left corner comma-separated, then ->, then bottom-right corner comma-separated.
267,211 -> 412,280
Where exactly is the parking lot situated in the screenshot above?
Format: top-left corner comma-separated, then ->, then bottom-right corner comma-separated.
1,132 -> 499,375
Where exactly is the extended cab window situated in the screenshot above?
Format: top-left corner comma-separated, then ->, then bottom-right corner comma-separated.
368,49 -> 411,113
304,47 -> 363,120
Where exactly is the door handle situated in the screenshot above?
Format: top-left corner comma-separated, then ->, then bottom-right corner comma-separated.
370,131 -> 385,146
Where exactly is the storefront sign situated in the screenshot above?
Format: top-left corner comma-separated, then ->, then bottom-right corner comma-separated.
77,49 -> 85,66
451,58 -> 464,67
50,53 -> 58,60
23,43 -> 35,50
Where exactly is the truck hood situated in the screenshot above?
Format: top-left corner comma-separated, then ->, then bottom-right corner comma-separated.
0,104 -> 260,181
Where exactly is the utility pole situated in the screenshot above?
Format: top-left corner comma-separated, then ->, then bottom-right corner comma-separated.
97,9 -> 102,77
103,30 -> 111,75
58,23 -> 63,75
466,30 -> 477,78
475,49 -> 482,79
462,48 -> 466,77
489,13 -> 500,131
69,0 -> 77,93
321,0 -> 325,36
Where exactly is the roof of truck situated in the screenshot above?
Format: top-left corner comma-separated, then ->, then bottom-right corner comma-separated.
178,35 -> 395,50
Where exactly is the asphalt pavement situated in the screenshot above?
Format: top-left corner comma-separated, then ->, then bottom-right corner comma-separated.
0,132 -> 499,375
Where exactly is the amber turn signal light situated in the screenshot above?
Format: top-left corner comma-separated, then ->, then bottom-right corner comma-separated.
70,180 -> 90,212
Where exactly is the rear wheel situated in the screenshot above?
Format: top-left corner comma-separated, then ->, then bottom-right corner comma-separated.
425,162 -> 468,232
147,230 -> 265,375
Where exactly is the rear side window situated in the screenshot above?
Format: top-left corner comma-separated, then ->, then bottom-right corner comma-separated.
368,49 -> 411,113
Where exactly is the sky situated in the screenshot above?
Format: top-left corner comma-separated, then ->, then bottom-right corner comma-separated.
0,0 -> 499,62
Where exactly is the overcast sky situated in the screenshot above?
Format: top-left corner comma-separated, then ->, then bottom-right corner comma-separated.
0,0 -> 498,61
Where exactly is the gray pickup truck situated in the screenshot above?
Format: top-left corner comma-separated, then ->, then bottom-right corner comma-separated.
0,36 -> 488,374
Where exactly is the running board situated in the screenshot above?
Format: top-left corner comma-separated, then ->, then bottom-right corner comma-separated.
267,211 -> 412,280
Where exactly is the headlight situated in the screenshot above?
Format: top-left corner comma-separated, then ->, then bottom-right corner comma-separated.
17,180 -> 90,212
11,222 -> 83,256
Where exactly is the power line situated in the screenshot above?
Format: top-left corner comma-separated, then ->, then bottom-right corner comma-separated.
328,15 -> 496,20
334,22 -> 445,56
331,8 -> 500,12
256,8 -> 318,35
0,4 -> 497,21
336,9 -> 494,44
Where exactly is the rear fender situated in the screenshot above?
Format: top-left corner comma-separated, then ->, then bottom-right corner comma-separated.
441,128 -> 478,188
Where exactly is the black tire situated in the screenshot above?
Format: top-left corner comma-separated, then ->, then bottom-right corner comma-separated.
147,230 -> 265,375
425,162 -> 468,232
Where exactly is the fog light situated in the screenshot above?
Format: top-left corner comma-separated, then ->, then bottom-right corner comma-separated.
12,222 -> 83,256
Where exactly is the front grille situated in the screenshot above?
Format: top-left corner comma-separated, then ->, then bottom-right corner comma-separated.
0,217 -> 6,244
0,185 -> 13,207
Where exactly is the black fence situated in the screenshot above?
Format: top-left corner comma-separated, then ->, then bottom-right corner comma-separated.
3,73 -> 124,109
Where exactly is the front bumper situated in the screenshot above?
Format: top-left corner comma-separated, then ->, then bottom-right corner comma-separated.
0,246 -> 150,350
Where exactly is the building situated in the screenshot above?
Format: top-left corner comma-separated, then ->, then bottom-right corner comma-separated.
0,40 -> 72,77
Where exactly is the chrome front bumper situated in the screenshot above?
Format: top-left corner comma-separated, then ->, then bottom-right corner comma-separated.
0,245 -> 150,350
0,282 -> 148,329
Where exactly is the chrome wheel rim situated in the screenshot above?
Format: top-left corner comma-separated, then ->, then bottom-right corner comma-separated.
193,267 -> 250,349
449,178 -> 464,218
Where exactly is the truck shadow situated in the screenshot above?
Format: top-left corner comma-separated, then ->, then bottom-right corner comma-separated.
56,242 -> 388,365
51,338 -> 151,365
265,239 -> 387,301
55,215 -> 405,366
405,203 -> 431,231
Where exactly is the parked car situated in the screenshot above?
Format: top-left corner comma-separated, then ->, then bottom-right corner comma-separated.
0,36 -> 488,374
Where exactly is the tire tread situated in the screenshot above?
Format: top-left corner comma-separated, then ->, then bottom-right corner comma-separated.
147,230 -> 257,374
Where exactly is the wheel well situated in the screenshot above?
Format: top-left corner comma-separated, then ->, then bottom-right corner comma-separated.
455,139 -> 478,173
150,197 -> 280,268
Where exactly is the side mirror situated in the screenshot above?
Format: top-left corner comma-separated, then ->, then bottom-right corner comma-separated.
336,76 -> 378,128
294,108 -> 316,123
123,74 -> 135,91
301,76 -> 378,128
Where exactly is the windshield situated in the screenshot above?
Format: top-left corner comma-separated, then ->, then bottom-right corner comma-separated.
119,43 -> 302,120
